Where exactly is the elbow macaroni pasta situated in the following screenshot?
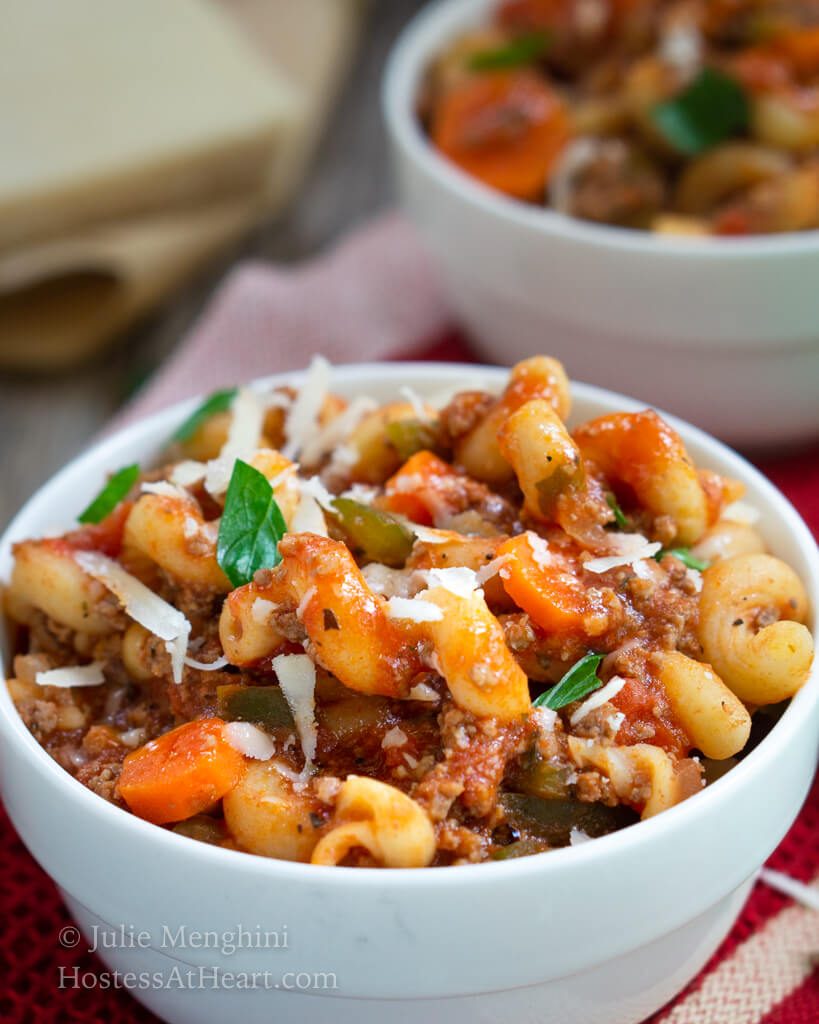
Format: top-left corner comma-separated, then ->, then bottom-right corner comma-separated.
455,356 -> 571,485
10,539 -> 117,635
698,553 -> 813,705
654,651 -> 750,760
312,776 -> 436,868
124,495 -> 230,591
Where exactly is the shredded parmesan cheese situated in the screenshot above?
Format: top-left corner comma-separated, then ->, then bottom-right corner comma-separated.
607,532 -> 656,556
119,727 -> 146,748
140,480 -> 193,502
260,388 -> 292,411
328,443 -> 357,473
722,500 -> 761,525
295,586 -> 316,621
392,517 -> 448,544
550,137 -> 602,213
300,395 -> 376,467
35,662 -> 106,688
290,493 -> 328,536
607,711 -> 626,735
204,387 -> 264,496
407,682 -> 440,703
299,475 -> 336,512
399,385 -> 432,421
341,483 -> 379,505
533,707 -> 558,734
527,532 -> 553,570
169,460 -> 206,487
660,21 -> 702,76
251,597 -> 277,624
570,675 -> 627,725
569,827 -> 593,846
74,551 -> 191,684
585,537 -> 661,574
282,355 -> 331,460
381,726 -> 408,749
385,596 -> 444,622
686,568 -> 703,593
224,722 -> 276,761
362,563 -> 417,599
631,559 -> 656,580
273,760 -> 308,790
476,554 -> 511,586
183,654 -> 229,671
422,566 -> 479,598
272,653 -> 317,770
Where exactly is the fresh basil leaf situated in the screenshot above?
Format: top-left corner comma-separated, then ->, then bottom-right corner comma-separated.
78,464 -> 139,524
172,387 -> 237,443
652,68 -> 749,155
217,460 -> 287,588
468,31 -> 550,71
533,653 -> 604,711
655,547 -> 710,572
606,493 -> 629,530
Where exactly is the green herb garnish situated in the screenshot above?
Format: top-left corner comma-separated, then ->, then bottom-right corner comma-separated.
173,387 -> 237,443
606,493 -> 629,530
533,653 -> 604,711
652,68 -> 749,155
216,460 -> 287,587
655,547 -> 710,572
78,464 -> 139,524
468,31 -> 550,71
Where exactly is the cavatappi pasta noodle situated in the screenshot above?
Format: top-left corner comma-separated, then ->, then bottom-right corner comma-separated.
4,357 -> 814,866
421,0 -> 819,235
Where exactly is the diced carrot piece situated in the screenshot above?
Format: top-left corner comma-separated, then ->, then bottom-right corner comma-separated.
430,69 -> 570,201
382,451 -> 457,526
774,27 -> 819,78
118,718 -> 245,825
497,534 -> 587,634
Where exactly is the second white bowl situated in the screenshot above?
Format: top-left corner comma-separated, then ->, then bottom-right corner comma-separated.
383,0 -> 819,448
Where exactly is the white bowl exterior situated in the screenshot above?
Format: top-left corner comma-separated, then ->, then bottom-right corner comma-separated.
1,365 -> 817,1022
62,881 -> 753,1024
383,0 -> 819,447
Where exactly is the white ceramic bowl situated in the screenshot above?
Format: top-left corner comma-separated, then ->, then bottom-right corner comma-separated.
383,0 -> 819,448
1,364 -> 817,1024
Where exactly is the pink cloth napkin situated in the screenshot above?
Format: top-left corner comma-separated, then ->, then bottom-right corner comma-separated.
114,213 -> 451,428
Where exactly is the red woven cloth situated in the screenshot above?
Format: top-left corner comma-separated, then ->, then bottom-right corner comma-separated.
2,216 -> 818,1023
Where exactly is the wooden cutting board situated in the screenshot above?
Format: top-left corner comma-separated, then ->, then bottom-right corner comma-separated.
0,0 -> 364,370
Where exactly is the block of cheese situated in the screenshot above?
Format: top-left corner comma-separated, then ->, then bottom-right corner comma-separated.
0,0 -> 300,251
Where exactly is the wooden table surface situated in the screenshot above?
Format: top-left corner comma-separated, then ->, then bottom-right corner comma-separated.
0,0 -> 423,532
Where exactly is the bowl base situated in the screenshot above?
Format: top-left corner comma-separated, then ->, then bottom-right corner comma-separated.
62,880 -> 752,1024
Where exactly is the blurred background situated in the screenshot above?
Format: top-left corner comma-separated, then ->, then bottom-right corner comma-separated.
0,0 -> 423,530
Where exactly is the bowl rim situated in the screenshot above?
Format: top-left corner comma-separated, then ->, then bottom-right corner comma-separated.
382,0 -> 819,259
1,361 -> 817,889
